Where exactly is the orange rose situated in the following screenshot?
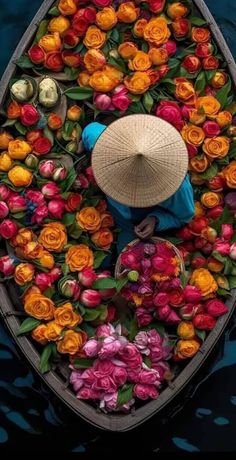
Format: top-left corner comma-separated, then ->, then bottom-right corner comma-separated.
211,71 -> 228,89
38,251 -> 55,269
189,109 -> 206,125
57,330 -> 86,355
207,257 -> 224,273
196,96 -> 221,117
118,42 -> 138,59
175,78 -> 196,105
222,161 -> 236,188
67,105 -> 82,121
77,71 -> 91,87
124,71 -> 151,94
84,49 -> 106,73
24,293 -> 55,320
100,212 -> 115,228
8,139 -> 32,160
89,67 -> 122,93
144,17 -> 171,46
0,130 -> 14,149
216,111 -> 232,128
167,2 -> 189,19
0,152 -> 13,172
103,64 -> 123,82
175,339 -> 200,359
23,241 -> 44,259
133,18 -> 148,38
128,50 -> 152,71
44,321 -> 63,341
195,201 -> 205,217
48,16 -> 70,35
54,302 -> 82,328
83,26 -> 106,49
76,207 -> 101,232
191,27 -> 211,43
190,155 -> 209,173
117,2 -> 139,23
7,101 -> 21,119
14,263 -> 35,286
203,136 -> 230,159
177,321 -> 195,339
201,192 -> 221,208
8,166 -> 33,187
132,293 -> 143,307
47,113 -> 63,130
91,228 -> 113,250
39,32 -> 61,52
181,124 -> 205,146
38,222 -> 67,252
11,228 -> 34,247
31,324 -> 48,345
65,244 -> 94,272
58,0 -> 77,15
96,7 -> 117,31
22,285 -> 41,304
148,47 -> 168,65
190,173 -> 205,185
201,227 -> 217,243
190,268 -> 218,297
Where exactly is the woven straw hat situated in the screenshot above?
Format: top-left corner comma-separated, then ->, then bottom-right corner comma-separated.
92,114 -> 188,208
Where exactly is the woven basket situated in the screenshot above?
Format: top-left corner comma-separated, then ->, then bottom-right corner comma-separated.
115,237 -> 185,279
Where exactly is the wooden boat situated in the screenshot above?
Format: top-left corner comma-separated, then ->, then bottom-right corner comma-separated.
0,0 -> 236,432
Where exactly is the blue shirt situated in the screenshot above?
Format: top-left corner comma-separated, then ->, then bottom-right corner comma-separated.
82,122 -> 194,232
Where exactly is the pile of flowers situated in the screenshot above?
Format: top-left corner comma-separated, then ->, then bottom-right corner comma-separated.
0,0 -> 236,411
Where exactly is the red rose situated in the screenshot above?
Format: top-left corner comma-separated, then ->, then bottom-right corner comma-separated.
26,129 -> 43,144
191,255 -> 207,269
187,143 -> 198,159
148,0 -> 166,14
189,216 -> 209,235
28,44 -> 45,64
202,56 -> 219,70
156,100 -> 184,130
83,7 -> 97,23
194,237 -> 206,249
65,193 -> 82,212
72,17 -> 89,36
20,104 -> 39,127
207,205 -> 224,220
180,241 -> 195,253
92,0 -> 112,7
182,55 -> 201,74
201,242 -> 213,255
193,313 -> 216,330
45,52 -> 64,72
33,138 -> 52,156
63,29 -> 80,48
207,176 -> 224,192
146,69 -> 161,84
176,226 -> 193,241
205,299 -> 228,317
172,18 -> 190,38
168,288 -> 184,308
62,51 -> 81,68
195,42 -> 213,58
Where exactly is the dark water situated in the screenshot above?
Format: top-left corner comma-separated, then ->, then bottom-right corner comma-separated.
0,0 -> 236,453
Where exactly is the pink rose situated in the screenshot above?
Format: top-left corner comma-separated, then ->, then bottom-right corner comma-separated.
94,94 -> 112,111
112,367 -> 127,386
39,160 -> 55,178
75,173 -> 89,189
134,383 -> 158,400
147,329 -> 162,347
183,285 -> 202,304
0,185 -> 11,201
85,166 -> 96,184
0,201 -> 9,219
134,331 -> 149,352
152,361 -> 169,380
80,289 -> 102,308
70,370 -> 84,392
148,0 -> 165,14
96,324 -> 115,338
92,376 -> 117,393
230,243 -> 236,260
120,251 -> 140,271
0,255 -> 16,276
151,255 -> 168,272
35,273 -> 53,292
0,219 -> 18,239
214,239 -> 231,256
112,92 -> 131,111
153,292 -> 169,308
77,388 -> 102,400
163,40 -> 177,56
41,182 -> 60,198
138,369 -> 160,386
156,101 -> 184,130
136,308 -> 153,327
94,359 -> 115,377
156,304 -> 171,320
31,205 -> 48,224
25,189 -> 44,206
83,339 -> 101,357
118,343 -> 142,369
165,310 -> 181,325
92,0 -> 112,7
8,196 -> 27,213
78,267 -> 97,288
205,299 -> 228,317
221,224 -> 234,241
187,143 -> 198,158
21,104 -> 39,126
48,199 -> 65,219
81,368 -> 96,386
203,121 -> 220,137
98,337 -> 122,359
100,392 -> 118,411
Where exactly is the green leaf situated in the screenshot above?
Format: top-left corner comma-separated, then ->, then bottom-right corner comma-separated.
15,121 -> 27,135
116,277 -> 129,293
60,167 -> 77,192
107,56 -> 126,73
223,258 -> 233,275
62,212 -> 76,227
12,212 -> 25,220
143,92 -> 154,113
43,287 -> 55,299
93,251 -> 108,269
43,126 -> 54,145
48,6 -> 60,16
79,322 -> 95,338
117,383 -> 134,407
129,316 -> 138,341
109,28 -> 120,44
229,276 -> 236,289
176,44 -> 196,59
212,251 -> 227,264
128,100 -> 146,114
64,87 -> 93,101
216,78 -> 232,109
199,163 -> 219,181
1,118 -> 17,127
205,70 -> 217,83
195,329 -> 206,342
68,224 -> 82,239
73,358 -> 95,369
143,356 -> 152,368
64,67 -> 81,81
36,20 -> 50,43
39,344 -> 53,374
141,41 -> 149,53
229,141 -> 236,160
92,278 -> 117,290
62,263 -> 69,276
83,308 -> 101,321
15,55 -> 34,69
17,318 -> 41,336
217,288 -> 232,297
180,271 -> 188,288
189,16 -> 207,26
194,71 -> 206,94
98,304 -> 108,321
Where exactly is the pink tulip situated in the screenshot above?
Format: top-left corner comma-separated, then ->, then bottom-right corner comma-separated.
48,199 -> 65,219
53,166 -> 67,182
78,268 -> 97,288
50,267 -> 61,282
59,278 -> 81,300
39,160 -> 55,178
0,219 -> 18,239
0,201 -> 9,219
0,185 -> 11,201
8,196 -> 27,213
230,243 -> 236,260
41,182 -> 60,198
94,94 -> 112,111
134,383 -> 158,400
80,289 -> 102,308
214,239 -> 231,256
35,272 -> 53,292
112,84 -> 127,95
31,205 -> 48,224
183,285 -> 202,303
203,120 -> 220,137
0,255 -> 16,276
221,224 -> 234,241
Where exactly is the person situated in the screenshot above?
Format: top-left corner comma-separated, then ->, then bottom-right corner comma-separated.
82,114 -> 194,253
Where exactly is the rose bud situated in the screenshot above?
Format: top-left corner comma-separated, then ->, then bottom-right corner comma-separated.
66,141 -> 77,153
10,79 -> 34,102
31,205 -> 48,225
48,199 -> 65,219
26,190 -> 44,206
176,226 -> 193,240
62,50 -> 81,68
163,40 -> 177,56
221,224 -> 234,241
182,55 -> 201,74
202,56 -> 219,70
47,113 -> 63,130
26,129 -> 43,144
50,267 -> 61,283
35,272 -> 53,292
25,154 -> 39,169
203,121 -> 220,137
112,92 -> 131,111
195,42 -> 213,58
38,78 -> 59,108
191,255 -> 207,270
80,289 -> 102,308
153,292 -> 169,308
172,18 -> 190,38
148,0 -> 166,14
194,236 -> 207,250
156,304 -> 171,320
229,243 -> 236,260
7,100 -> 22,119
213,239 -> 230,256
28,44 -> 45,64
39,160 -> 56,178
41,182 -> 60,198
45,51 -> 64,72
8,195 -> 27,213
205,299 -> 228,318
52,166 -> 67,182
63,29 -> 80,48
78,268 -> 97,288
105,303 -> 116,323
166,310 -> 181,325
184,285 -> 202,303
207,257 -> 224,273
94,94 -> 112,111
65,193 -> 82,212
207,205 -> 224,220
136,308 -> 153,327
193,313 -> 216,330
0,185 -> 11,201
0,255 -> 16,276
187,143 -> 198,159
0,219 -> 18,239
201,227 -> 217,243
189,217 -> 209,235
201,242 -> 213,255
20,104 -> 40,127
0,201 -> 9,219
33,137 -> 52,156
59,277 -> 81,300
67,105 -> 82,121
127,270 -> 139,282
207,176 -> 224,192
180,303 -> 204,321
74,173 -> 89,190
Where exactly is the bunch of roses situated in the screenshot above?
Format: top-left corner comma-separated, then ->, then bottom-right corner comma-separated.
70,323 -> 171,411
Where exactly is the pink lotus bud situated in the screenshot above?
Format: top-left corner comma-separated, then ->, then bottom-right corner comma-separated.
0,219 -> 18,239
8,196 -> 27,213
230,243 -> 236,260
94,94 -> 112,111
78,268 -> 97,288
0,185 -> 11,201
183,285 -> 202,304
111,92 -> 131,111
31,205 -> 48,224
203,120 -> 220,137
0,255 -> 16,276
153,292 -> 169,308
35,272 -> 53,292
52,166 -> 67,182
39,160 -> 55,178
0,201 -> 9,219
59,277 -> 81,300
80,289 -> 102,308
83,339 -> 101,357
214,239 -> 230,256
41,182 -> 60,198
205,299 -> 228,317
157,304 -> 171,320
166,310 -> 181,325
221,224 -> 234,241
48,199 -> 65,219
163,40 -> 177,56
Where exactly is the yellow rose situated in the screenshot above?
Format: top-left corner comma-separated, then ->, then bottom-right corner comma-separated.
38,222 -> 67,252
128,51 -> 152,71
54,302 -> 82,328
89,70 -> 118,92
14,263 -> 35,286
177,321 -> 195,339
76,207 -> 101,232
117,2 -> 139,23
8,139 -> 32,160
24,293 -> 55,320
181,124 -> 205,146
148,47 -> 168,65
96,7 -> 117,31
118,42 -> 138,59
144,17 -> 171,47
124,71 -> 151,94
23,241 -> 44,259
216,111 -> 232,128
8,166 -> 33,187
201,192 -> 221,208
83,26 -> 106,49
191,27 -> 211,43
57,330 -> 86,355
48,16 -> 70,35
58,0 -> 77,15
83,49 -> 106,73
44,321 -> 63,342
196,96 -> 221,117
0,130 -> 14,149
190,268 -> 218,297
31,324 -> 48,345
39,32 -> 61,52
203,136 -> 230,159
175,339 -> 200,359
133,19 -> 148,38
0,152 -> 13,171
65,244 -> 94,272
207,257 -> 224,273
194,201 -> 205,217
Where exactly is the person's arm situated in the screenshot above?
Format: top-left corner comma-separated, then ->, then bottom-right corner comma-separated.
81,122 -> 106,152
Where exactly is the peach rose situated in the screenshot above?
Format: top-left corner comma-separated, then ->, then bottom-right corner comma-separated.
67,105 -> 82,121
211,71 -> 228,89
38,222 -> 67,252
58,0 -> 77,15
216,111 -> 232,128
117,2 -> 139,23
177,321 -> 195,339
77,71 -> 91,87
89,70 -> 118,92
31,324 -> 48,345
57,330 -> 86,355
124,71 -> 151,94
144,17 -> 171,46
38,251 -> 55,269
48,16 -> 70,35
14,263 -> 35,286
91,228 -> 113,250
65,244 -> 94,272
84,49 -> 106,73
11,228 -> 34,247
0,152 -> 13,172
118,42 -> 138,59
201,192 -> 221,208
203,136 -> 230,159
83,26 -> 106,49
190,268 -> 218,297
54,302 -> 82,328
175,78 -> 196,105
128,51 -> 152,71
191,27 -> 211,43
0,131 -> 14,149
148,47 -> 168,65
189,109 -> 206,125
175,339 -> 200,359
133,18 -> 148,37
207,257 -> 224,273
24,293 -> 55,320
76,207 -> 101,232
44,321 -> 63,341
181,124 -> 205,146
190,155 -> 209,173
96,7 -> 117,31
8,166 -> 33,187
196,96 -> 221,117
22,241 -> 44,260
39,32 -> 61,52
167,2 -> 189,19
8,139 -> 32,160
222,161 -> 236,188
100,212 -> 115,228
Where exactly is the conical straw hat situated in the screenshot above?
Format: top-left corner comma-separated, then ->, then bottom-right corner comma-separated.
92,114 -> 189,208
